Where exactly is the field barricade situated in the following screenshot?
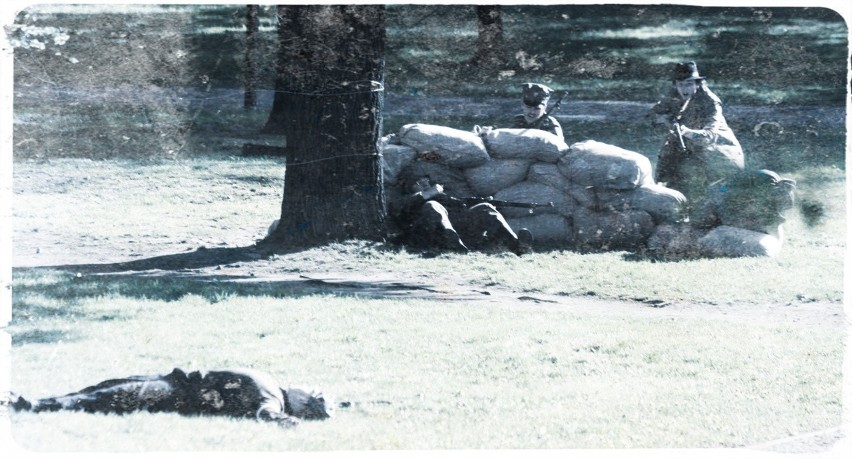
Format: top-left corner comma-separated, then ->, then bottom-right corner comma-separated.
380,124 -> 690,251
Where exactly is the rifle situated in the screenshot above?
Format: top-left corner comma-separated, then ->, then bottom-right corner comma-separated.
457,196 -> 555,211
671,122 -> 688,153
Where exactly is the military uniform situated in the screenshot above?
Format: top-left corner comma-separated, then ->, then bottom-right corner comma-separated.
512,114 -> 563,139
388,180 -> 531,255
653,62 -> 744,209
9,368 -> 331,428
513,82 -> 564,140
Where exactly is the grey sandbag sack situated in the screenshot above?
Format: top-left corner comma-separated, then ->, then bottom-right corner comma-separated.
507,214 -> 572,244
399,160 -> 473,197
464,159 -> 532,197
572,207 -> 655,249
527,163 -> 571,190
698,225 -> 782,258
527,163 -> 599,209
559,140 -> 653,190
378,135 -> 417,186
398,123 -> 490,168
480,128 -> 568,163
596,183 -> 686,223
494,181 -> 576,219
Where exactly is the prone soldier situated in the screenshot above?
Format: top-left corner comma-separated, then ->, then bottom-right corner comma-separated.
7,367 -> 332,428
388,177 -> 537,255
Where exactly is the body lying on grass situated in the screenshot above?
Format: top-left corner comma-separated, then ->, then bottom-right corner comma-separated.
7,367 -> 332,428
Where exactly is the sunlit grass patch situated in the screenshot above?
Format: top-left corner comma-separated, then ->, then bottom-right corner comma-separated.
8,293 -> 844,450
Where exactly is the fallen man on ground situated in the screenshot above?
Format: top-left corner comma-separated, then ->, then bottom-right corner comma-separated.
6,367 -> 332,428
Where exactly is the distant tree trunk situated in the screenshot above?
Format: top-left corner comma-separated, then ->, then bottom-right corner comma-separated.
262,5 -> 386,248
472,5 -> 504,66
243,4 -> 259,109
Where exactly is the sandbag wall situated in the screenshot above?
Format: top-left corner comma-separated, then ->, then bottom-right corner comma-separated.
380,124 -> 686,250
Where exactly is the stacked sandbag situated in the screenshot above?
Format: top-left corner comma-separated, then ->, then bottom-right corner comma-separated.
480,128 -> 568,163
556,140 -> 677,249
379,125 -> 685,251
377,135 -> 417,187
398,123 -> 489,168
646,223 -> 784,258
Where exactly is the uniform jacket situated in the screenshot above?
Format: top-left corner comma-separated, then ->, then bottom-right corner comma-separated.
512,114 -> 564,141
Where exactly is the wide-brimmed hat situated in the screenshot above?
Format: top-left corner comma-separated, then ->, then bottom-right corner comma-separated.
672,61 -> 705,82
521,82 -> 552,107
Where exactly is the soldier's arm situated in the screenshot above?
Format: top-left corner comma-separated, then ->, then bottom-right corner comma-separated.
550,117 -> 564,141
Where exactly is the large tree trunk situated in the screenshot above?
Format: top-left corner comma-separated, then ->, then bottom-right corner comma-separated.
262,5 -> 386,248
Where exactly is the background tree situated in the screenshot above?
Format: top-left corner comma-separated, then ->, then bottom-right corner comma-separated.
243,4 -> 259,109
472,5 -> 505,66
262,5 -> 386,248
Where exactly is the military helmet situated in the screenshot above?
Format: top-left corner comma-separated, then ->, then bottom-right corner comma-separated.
521,82 -> 552,107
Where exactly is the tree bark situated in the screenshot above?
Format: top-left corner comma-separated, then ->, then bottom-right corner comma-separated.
473,5 -> 504,66
243,5 -> 259,109
262,5 -> 386,248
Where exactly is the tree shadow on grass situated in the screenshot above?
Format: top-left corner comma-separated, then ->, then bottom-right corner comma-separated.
33,245 -> 273,274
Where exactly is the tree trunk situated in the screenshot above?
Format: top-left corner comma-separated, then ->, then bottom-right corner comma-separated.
243,5 -> 259,109
262,5 -> 386,248
473,5 -> 504,66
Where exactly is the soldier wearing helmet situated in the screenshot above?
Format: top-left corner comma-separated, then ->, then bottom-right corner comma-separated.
512,82 -> 564,141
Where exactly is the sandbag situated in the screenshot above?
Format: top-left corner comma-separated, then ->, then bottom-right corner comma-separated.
559,140 -> 653,190
572,207 -> 655,249
378,139 -> 417,186
480,128 -> 568,163
507,214 -> 573,244
527,163 -> 571,191
464,159 -> 531,197
596,183 -> 686,224
398,124 -> 490,168
398,160 -> 473,197
494,181 -> 576,219
565,182 -> 597,209
698,225 -> 782,258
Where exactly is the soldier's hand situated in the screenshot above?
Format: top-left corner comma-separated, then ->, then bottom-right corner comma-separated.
422,184 -> 443,200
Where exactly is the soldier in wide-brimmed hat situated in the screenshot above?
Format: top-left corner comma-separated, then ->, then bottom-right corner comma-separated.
512,82 -> 564,140
650,61 -> 745,213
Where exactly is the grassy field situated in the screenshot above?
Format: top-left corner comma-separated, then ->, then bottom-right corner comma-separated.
4,2 -> 849,454
5,157 -> 847,452
6,295 -> 844,451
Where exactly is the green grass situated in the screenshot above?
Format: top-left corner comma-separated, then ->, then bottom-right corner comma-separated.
7,157 -> 845,451
11,159 -> 845,305
7,293 -> 844,451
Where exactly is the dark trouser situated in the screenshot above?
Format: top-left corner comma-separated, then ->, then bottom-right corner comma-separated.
656,140 -> 711,216
410,201 -> 519,252
17,368 -> 195,415
452,203 -> 520,252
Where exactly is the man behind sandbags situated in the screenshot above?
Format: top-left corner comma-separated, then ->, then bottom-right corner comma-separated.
650,61 -> 745,211
388,177 -> 533,255
512,82 -> 564,141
